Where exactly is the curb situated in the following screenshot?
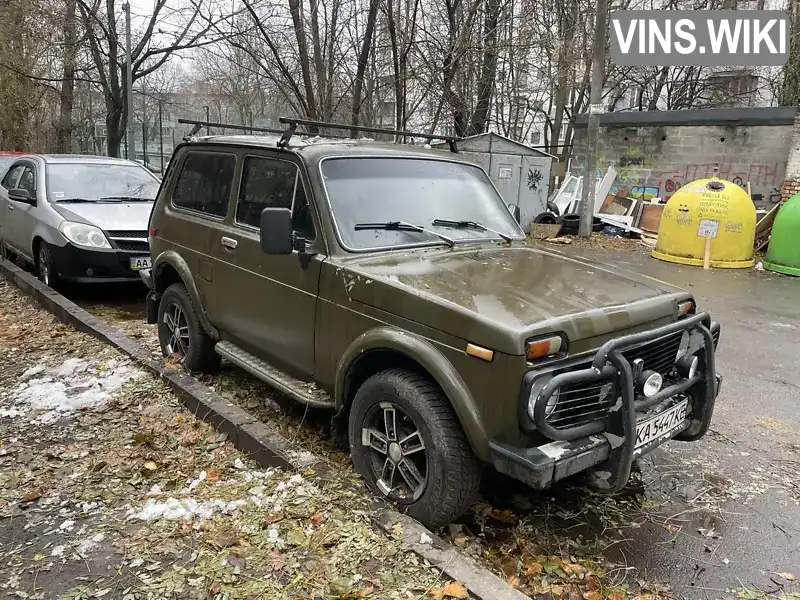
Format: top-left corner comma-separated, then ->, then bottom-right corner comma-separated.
0,258 -> 531,600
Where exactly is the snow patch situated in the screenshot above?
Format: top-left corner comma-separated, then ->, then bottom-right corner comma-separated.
128,497 -> 248,523
7,358 -> 143,424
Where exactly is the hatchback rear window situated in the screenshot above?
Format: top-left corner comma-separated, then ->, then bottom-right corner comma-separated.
172,152 -> 235,218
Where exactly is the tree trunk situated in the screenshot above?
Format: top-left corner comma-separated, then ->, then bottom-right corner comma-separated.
780,0 -> 800,106
55,0 -> 77,153
288,0 -> 319,120
351,0 -> 379,137
386,0 -> 402,132
467,0 -> 500,136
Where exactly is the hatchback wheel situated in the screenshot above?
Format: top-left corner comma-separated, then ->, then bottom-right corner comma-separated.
157,283 -> 220,373
36,243 -> 58,288
348,368 -> 481,528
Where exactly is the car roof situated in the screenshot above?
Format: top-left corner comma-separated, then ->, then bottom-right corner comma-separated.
183,134 -> 460,162
38,154 -> 141,166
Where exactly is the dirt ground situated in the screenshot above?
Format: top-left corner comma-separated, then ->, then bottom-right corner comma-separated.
4,232 -> 800,600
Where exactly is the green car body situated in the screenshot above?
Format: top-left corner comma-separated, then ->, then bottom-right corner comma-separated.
142,135 -> 722,528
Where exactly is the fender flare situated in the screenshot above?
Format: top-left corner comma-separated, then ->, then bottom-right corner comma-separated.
335,327 -> 490,461
152,250 -> 219,340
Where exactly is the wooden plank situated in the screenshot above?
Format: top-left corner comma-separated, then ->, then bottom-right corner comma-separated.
639,204 -> 665,233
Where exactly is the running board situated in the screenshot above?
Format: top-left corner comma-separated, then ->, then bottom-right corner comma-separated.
214,341 -> 335,409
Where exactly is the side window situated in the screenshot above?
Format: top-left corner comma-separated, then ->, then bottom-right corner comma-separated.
2,165 -> 24,190
17,166 -> 36,195
292,179 -> 316,241
236,157 -> 296,228
172,152 -> 235,218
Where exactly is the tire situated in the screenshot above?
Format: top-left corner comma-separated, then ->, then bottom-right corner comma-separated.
36,242 -> 59,288
533,211 -> 559,225
560,213 -> 580,234
157,282 -> 220,373
348,368 -> 482,529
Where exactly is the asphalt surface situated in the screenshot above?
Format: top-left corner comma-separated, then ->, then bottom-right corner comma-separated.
547,242 -> 800,597
49,243 -> 800,598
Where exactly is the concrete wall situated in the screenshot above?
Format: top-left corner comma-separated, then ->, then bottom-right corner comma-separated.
572,116 -> 794,209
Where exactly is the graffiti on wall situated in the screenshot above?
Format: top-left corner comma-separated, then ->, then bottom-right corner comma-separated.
581,156 -> 784,205
527,167 -> 543,191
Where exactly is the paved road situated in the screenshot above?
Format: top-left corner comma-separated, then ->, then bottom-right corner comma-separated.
546,242 -> 800,597
58,244 -> 800,598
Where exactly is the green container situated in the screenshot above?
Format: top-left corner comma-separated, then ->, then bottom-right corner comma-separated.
763,193 -> 800,277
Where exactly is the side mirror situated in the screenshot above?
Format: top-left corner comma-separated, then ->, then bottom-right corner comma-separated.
260,207 -> 293,255
507,203 -> 521,223
9,188 -> 34,205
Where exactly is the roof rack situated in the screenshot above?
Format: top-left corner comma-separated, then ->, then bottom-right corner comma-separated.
177,118 -> 348,142
277,117 -> 459,153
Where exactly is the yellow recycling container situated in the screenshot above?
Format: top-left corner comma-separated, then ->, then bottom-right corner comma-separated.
651,178 -> 756,268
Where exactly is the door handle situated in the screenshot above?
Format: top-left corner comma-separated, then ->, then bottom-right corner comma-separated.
7,204 -> 13,211
221,236 -> 238,250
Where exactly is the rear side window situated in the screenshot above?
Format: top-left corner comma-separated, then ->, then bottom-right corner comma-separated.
236,157 -> 295,227
171,152 -> 235,218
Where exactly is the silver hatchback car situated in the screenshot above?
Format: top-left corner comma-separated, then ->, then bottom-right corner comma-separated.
0,154 -> 161,287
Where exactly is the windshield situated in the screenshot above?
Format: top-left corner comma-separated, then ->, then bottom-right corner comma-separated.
320,157 -> 524,251
46,162 -> 160,202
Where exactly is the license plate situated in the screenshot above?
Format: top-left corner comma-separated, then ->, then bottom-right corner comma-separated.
129,256 -> 152,270
634,399 -> 688,450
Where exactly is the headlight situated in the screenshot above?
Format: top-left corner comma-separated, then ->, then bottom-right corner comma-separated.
527,378 -> 559,421
58,222 -> 111,249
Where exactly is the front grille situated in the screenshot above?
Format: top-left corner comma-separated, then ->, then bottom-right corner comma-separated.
546,330 -> 683,430
107,230 -> 147,239
113,240 -> 149,252
622,330 -> 682,376
547,381 -> 615,430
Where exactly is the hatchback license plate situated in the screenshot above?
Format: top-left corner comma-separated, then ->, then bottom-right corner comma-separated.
130,256 -> 152,270
635,400 -> 688,450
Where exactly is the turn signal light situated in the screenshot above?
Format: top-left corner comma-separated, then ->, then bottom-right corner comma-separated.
526,335 -> 565,361
678,300 -> 695,317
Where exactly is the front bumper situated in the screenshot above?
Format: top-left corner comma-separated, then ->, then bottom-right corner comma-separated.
490,313 -> 721,492
51,243 -> 149,283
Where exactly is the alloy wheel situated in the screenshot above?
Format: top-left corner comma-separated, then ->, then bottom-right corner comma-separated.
162,302 -> 190,361
361,401 -> 428,503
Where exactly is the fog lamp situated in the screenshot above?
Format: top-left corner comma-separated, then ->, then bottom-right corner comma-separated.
676,354 -> 699,379
637,370 -> 663,398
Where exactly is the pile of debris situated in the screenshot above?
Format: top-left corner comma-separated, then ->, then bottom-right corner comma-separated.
531,167 -> 663,245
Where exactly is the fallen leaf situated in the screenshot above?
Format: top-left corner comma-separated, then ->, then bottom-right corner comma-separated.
523,560 -> 543,576
132,433 -> 153,445
143,461 -> 158,471
488,508 -> 518,524
507,576 -> 520,588
309,511 -> 325,525
609,594 -> 626,600
453,536 -> 470,547
775,572 -> 797,581
22,492 -> 40,502
563,562 -> 584,575
33,554 -> 45,561
583,592 -> 602,600
267,549 -> 284,571
206,468 -> 220,483
430,581 -> 469,599
551,585 -> 565,598
359,586 -> 374,597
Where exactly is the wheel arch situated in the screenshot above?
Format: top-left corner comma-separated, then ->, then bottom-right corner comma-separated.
335,327 -> 490,461
152,250 -> 219,340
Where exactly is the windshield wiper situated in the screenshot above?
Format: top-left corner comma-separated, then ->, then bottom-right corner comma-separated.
56,198 -> 96,203
431,219 -> 513,242
99,196 -> 153,202
354,221 -> 455,248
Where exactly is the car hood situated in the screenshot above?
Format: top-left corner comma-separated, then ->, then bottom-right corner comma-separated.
52,202 -> 153,231
339,245 -> 689,355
